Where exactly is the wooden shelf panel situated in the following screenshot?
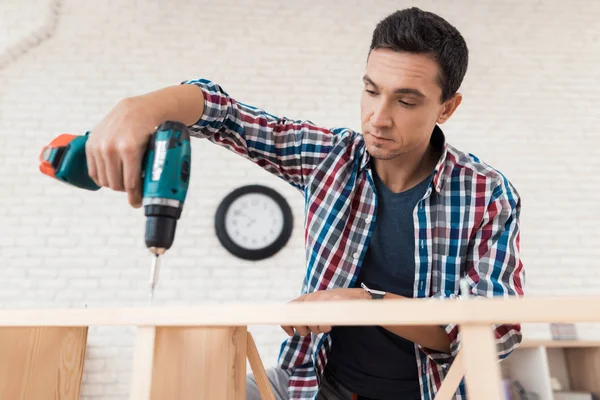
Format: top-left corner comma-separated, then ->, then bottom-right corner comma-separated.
522,340 -> 600,348
0,296 -> 599,327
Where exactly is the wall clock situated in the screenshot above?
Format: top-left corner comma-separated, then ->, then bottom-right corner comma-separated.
214,184 -> 294,261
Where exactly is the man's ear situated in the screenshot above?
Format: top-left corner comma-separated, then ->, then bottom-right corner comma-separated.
437,93 -> 462,124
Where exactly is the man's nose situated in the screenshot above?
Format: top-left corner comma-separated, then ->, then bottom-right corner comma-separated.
370,102 -> 392,128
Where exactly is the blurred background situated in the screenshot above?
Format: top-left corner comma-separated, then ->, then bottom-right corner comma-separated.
1,0 -> 599,398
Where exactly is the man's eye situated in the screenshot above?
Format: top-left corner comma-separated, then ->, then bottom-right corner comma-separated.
366,89 -> 378,96
399,100 -> 416,107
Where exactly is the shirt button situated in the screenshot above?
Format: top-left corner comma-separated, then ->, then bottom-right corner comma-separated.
365,217 -> 371,224
353,252 -> 359,259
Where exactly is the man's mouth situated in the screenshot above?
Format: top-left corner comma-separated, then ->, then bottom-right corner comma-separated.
369,133 -> 391,141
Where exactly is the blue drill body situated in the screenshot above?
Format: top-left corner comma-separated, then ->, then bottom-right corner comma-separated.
143,123 -> 191,205
140,121 -> 191,252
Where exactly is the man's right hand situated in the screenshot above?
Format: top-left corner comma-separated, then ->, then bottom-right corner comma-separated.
85,97 -> 160,208
85,95 -> 170,208
84,85 -> 205,208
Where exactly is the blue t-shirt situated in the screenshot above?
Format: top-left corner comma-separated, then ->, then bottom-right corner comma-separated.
325,168 -> 432,400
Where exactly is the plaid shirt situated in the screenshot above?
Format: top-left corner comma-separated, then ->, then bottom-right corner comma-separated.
183,78 -> 525,400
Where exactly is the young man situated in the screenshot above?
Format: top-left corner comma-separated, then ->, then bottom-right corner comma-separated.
85,7 -> 524,400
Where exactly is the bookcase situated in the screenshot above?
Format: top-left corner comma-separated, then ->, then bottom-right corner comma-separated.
500,324 -> 600,400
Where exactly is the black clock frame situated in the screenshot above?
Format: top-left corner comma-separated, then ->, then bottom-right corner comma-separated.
214,184 -> 294,261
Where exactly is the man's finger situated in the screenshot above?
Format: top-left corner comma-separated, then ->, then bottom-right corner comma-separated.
94,152 -> 108,187
308,326 -> 321,334
105,151 -> 124,191
128,190 -> 143,209
319,326 -> 332,334
295,326 -> 311,336
122,146 -> 143,208
281,326 -> 295,336
86,150 -> 99,186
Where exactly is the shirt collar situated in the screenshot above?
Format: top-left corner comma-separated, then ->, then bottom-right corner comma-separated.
430,125 -> 449,194
360,124 -> 449,194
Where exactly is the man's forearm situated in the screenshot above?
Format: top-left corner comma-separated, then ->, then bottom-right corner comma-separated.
136,84 -> 205,127
382,324 -> 450,353
381,293 -> 451,353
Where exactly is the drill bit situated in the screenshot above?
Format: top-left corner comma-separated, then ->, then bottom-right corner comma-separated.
148,253 -> 161,305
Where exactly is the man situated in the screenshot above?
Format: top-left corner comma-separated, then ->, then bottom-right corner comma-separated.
85,7 -> 524,400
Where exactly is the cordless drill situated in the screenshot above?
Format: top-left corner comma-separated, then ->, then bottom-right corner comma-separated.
39,121 -> 192,303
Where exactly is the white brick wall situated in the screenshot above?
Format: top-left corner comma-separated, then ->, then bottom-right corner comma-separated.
1,0 -> 599,398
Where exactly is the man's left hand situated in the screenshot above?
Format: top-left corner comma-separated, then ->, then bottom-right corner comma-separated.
281,288 -> 370,337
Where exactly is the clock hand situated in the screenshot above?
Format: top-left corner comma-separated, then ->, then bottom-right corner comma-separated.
235,210 -> 254,220
246,217 -> 257,228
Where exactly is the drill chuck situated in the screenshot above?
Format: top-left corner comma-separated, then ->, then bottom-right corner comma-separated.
144,204 -> 182,252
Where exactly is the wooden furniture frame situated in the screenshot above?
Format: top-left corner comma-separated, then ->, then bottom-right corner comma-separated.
1,295 -> 599,399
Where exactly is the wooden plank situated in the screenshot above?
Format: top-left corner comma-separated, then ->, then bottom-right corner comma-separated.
129,326 -> 156,400
434,351 -> 465,400
565,347 -> 600,397
0,326 -> 87,400
461,324 -> 504,400
247,332 -> 276,400
0,296 -> 599,327
150,326 -> 247,400
521,339 -> 600,348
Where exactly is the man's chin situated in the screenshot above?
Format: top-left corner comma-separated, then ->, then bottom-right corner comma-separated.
366,145 -> 399,161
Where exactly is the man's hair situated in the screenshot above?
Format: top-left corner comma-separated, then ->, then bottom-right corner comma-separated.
369,7 -> 469,103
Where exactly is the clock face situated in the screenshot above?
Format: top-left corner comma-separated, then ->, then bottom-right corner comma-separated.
215,184 -> 294,260
224,193 -> 285,250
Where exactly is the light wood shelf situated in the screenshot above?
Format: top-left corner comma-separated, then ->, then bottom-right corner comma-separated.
502,338 -> 600,399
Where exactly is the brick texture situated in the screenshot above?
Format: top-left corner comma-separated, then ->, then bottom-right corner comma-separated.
1,0 -> 599,398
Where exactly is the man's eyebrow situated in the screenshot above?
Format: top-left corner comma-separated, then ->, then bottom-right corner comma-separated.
362,75 -> 425,97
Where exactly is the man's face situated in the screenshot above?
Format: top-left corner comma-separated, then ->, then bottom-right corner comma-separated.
360,48 -> 457,160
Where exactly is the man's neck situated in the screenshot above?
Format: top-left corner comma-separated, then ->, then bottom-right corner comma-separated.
373,139 -> 440,194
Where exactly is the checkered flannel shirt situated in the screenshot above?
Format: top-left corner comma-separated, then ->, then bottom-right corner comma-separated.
182,78 -> 525,400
